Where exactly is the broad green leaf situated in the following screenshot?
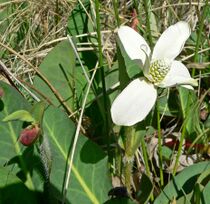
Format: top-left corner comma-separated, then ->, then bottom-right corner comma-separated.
154,161 -> 210,204
67,0 -> 96,46
0,167 -> 38,204
67,0 -> 99,87
43,106 -> 111,204
0,81 -> 45,192
67,0 -> 91,37
0,81 -> 30,165
33,40 -> 94,111
2,110 -> 35,123
137,173 -> 153,204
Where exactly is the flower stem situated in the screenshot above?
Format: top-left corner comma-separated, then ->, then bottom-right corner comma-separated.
124,127 -> 134,195
156,101 -> 164,186
124,159 -> 133,195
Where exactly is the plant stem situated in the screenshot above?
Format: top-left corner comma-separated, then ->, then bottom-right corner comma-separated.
140,137 -> 154,201
143,0 -> 153,47
124,127 -> 134,195
156,101 -> 164,186
173,125 -> 186,175
112,0 -> 120,27
192,0 -> 208,76
95,0 -> 110,149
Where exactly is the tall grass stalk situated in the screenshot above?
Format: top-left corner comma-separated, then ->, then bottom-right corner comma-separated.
140,137 -> 154,201
156,101 -> 164,186
95,0 -> 110,150
143,0 -> 153,47
112,0 -> 120,27
192,0 -> 209,76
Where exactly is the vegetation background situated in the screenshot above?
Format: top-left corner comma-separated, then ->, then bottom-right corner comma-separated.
0,0 -> 209,204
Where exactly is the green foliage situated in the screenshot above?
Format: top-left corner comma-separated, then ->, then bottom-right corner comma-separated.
43,106 -> 111,203
0,82 -> 31,165
178,86 -> 202,139
137,173 -> 153,204
3,110 -> 35,123
0,80 -> 111,203
0,167 -> 38,204
0,0 -> 209,203
154,161 -> 210,204
67,0 -> 91,37
33,39 -> 94,111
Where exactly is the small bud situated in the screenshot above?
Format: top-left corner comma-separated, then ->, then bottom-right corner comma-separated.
19,125 -> 40,146
0,87 -> 4,97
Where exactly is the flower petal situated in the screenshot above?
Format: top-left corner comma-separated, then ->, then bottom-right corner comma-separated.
118,26 -> 151,65
158,61 -> 198,88
152,21 -> 191,61
111,78 -> 157,126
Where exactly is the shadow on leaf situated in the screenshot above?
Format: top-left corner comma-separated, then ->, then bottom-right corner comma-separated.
80,140 -> 106,164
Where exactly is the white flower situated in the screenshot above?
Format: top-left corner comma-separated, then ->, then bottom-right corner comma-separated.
111,21 -> 197,126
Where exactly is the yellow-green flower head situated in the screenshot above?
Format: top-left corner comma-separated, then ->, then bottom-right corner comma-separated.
111,21 -> 198,126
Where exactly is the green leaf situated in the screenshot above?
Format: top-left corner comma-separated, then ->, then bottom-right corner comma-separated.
154,161 -> 210,204
31,101 -> 46,124
0,81 -> 44,192
0,81 -> 30,165
157,89 -> 179,117
0,167 -> 38,204
202,181 -> 210,204
67,0 -> 91,37
176,192 -> 194,204
43,106 -> 111,204
2,110 -> 35,123
137,173 -> 153,204
116,44 -> 130,90
104,62 -> 119,102
162,146 -> 173,160
33,40 -> 94,111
